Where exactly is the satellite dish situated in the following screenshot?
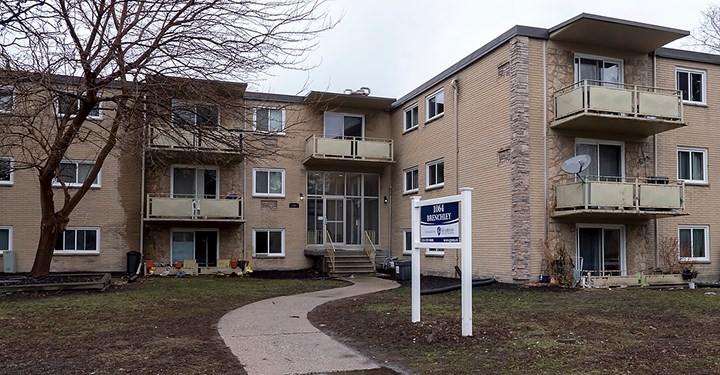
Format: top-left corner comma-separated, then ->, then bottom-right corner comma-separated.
561,155 -> 591,183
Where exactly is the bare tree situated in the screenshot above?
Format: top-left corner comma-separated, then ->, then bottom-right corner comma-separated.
0,0 -> 334,277
694,4 -> 720,52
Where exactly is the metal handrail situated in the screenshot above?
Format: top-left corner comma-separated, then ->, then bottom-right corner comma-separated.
363,230 -> 377,270
304,134 -> 393,143
325,230 -> 336,274
555,79 -> 681,97
554,177 -> 685,212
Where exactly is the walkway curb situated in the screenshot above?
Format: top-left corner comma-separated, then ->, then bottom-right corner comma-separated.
218,276 -> 400,375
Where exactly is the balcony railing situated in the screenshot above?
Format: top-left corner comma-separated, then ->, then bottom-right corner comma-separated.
553,177 -> 686,220
551,80 -> 685,138
145,194 -> 243,222
147,126 -> 242,153
304,135 -> 394,165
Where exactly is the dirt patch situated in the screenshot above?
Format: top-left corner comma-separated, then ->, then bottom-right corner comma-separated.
249,268 -> 333,280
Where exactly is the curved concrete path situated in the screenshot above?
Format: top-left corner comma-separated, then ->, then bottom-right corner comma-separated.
218,275 -> 399,375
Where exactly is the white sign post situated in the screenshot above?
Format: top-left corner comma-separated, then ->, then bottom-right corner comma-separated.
411,187 -> 473,337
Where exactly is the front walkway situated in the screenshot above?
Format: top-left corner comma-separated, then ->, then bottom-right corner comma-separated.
218,275 -> 399,375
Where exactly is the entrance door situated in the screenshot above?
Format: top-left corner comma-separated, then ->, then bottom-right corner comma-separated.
325,198 -> 344,244
171,230 -> 218,267
577,226 -> 625,276
172,167 -> 218,198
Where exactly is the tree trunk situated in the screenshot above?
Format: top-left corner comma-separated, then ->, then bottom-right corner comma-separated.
29,214 -> 66,277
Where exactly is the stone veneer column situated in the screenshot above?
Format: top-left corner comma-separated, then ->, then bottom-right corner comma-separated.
509,36 -> 531,280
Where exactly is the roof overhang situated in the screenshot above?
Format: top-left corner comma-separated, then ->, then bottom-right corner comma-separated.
549,13 -> 689,54
304,91 -> 396,110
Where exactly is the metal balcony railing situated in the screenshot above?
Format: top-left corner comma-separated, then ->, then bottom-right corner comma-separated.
305,135 -> 394,163
145,194 -> 243,221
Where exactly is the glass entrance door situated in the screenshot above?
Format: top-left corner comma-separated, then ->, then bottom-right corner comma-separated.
577,226 -> 625,276
325,198 -> 344,244
171,230 -> 218,267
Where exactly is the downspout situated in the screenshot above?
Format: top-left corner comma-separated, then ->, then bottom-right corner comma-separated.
139,94 -> 147,270
388,172 -> 392,257
242,98 -> 247,261
653,52 -> 659,269
543,40 -> 548,241
452,78 -> 460,193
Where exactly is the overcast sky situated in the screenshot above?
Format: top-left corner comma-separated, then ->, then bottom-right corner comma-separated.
255,0 -> 714,98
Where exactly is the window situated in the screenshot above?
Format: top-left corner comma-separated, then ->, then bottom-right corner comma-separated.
403,229 -> 412,255
0,157 -> 13,185
676,68 -> 706,104
677,147 -> 707,184
324,112 -> 363,139
54,161 -> 100,188
574,55 -> 623,86
253,229 -> 284,256
253,168 -> 285,197
254,108 -> 285,133
576,139 -> 623,182
55,228 -> 99,254
679,225 -> 709,261
172,100 -> 219,128
426,89 -> 444,120
403,104 -> 419,131
57,93 -> 101,118
0,86 -> 14,112
426,159 -> 444,189
404,167 -> 419,194
426,248 -> 444,256
0,226 -> 11,253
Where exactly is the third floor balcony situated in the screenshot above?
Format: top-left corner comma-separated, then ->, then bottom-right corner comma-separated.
304,135 -> 394,169
551,80 -> 686,140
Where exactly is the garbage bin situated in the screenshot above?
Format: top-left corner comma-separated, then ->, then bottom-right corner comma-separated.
395,260 -> 412,281
126,251 -> 142,275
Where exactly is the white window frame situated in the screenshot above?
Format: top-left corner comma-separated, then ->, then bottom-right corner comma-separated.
56,92 -> 102,119
54,227 -> 100,255
171,99 -> 220,128
426,159 -> 444,189
573,53 -> 624,86
323,112 -> 366,139
0,156 -> 14,185
426,248 -> 444,256
0,226 -> 12,253
676,67 -> 707,105
677,147 -> 708,185
575,138 -> 625,181
253,168 -> 285,198
53,160 -> 101,188
253,107 -> 286,134
403,103 -> 419,132
0,86 -> 14,113
403,228 -> 412,255
403,166 -> 419,194
253,228 -> 285,257
678,225 -> 710,262
425,89 -> 445,121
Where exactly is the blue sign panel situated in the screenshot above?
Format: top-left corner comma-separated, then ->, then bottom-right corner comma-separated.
420,201 -> 460,243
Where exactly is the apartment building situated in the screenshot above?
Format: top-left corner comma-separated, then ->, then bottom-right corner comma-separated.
1,13 -> 719,283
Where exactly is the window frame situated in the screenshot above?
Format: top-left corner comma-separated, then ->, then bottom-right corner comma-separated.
403,228 -> 412,255
252,168 -> 285,198
0,156 -> 14,186
677,147 -> 708,185
0,86 -> 14,113
575,138 -> 625,182
573,53 -> 624,86
425,248 -> 445,256
425,89 -> 445,121
53,160 -> 101,188
403,103 -> 419,132
426,159 -> 445,190
253,228 -> 285,257
0,226 -> 12,253
678,225 -> 710,262
403,166 -> 419,194
56,92 -> 102,119
253,107 -> 286,134
54,227 -> 100,255
676,67 -> 707,105
171,99 -> 220,128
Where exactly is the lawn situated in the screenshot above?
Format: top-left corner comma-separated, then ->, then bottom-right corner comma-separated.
309,281 -> 720,375
0,275 -> 346,375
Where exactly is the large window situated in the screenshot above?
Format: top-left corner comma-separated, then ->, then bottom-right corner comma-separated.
0,226 -> 11,253
324,112 -> 363,139
254,108 -> 285,133
55,227 -> 99,254
679,225 -> 709,261
253,229 -> 285,256
676,68 -> 706,104
677,147 -> 707,184
426,159 -> 444,189
576,139 -> 623,182
253,168 -> 285,197
574,55 -> 623,86
55,161 -> 100,188
172,100 -> 219,128
404,167 -> 418,194
0,86 -> 14,113
57,93 -> 101,118
172,166 -> 218,198
404,104 -> 419,132
426,89 -> 444,120
403,229 -> 412,255
0,157 -> 13,185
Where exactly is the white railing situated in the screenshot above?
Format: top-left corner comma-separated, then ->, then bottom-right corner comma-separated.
554,80 -> 683,123
555,177 -> 685,213
148,126 -> 242,153
363,230 -> 377,270
146,193 -> 243,220
325,230 -> 336,274
305,135 -> 393,162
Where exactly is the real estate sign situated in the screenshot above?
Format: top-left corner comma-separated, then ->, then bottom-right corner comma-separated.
420,202 -> 459,243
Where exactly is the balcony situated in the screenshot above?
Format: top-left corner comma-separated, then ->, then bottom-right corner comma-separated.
144,194 -> 244,223
304,135 -> 394,168
553,177 -> 686,222
147,126 -> 242,154
551,81 -> 685,140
